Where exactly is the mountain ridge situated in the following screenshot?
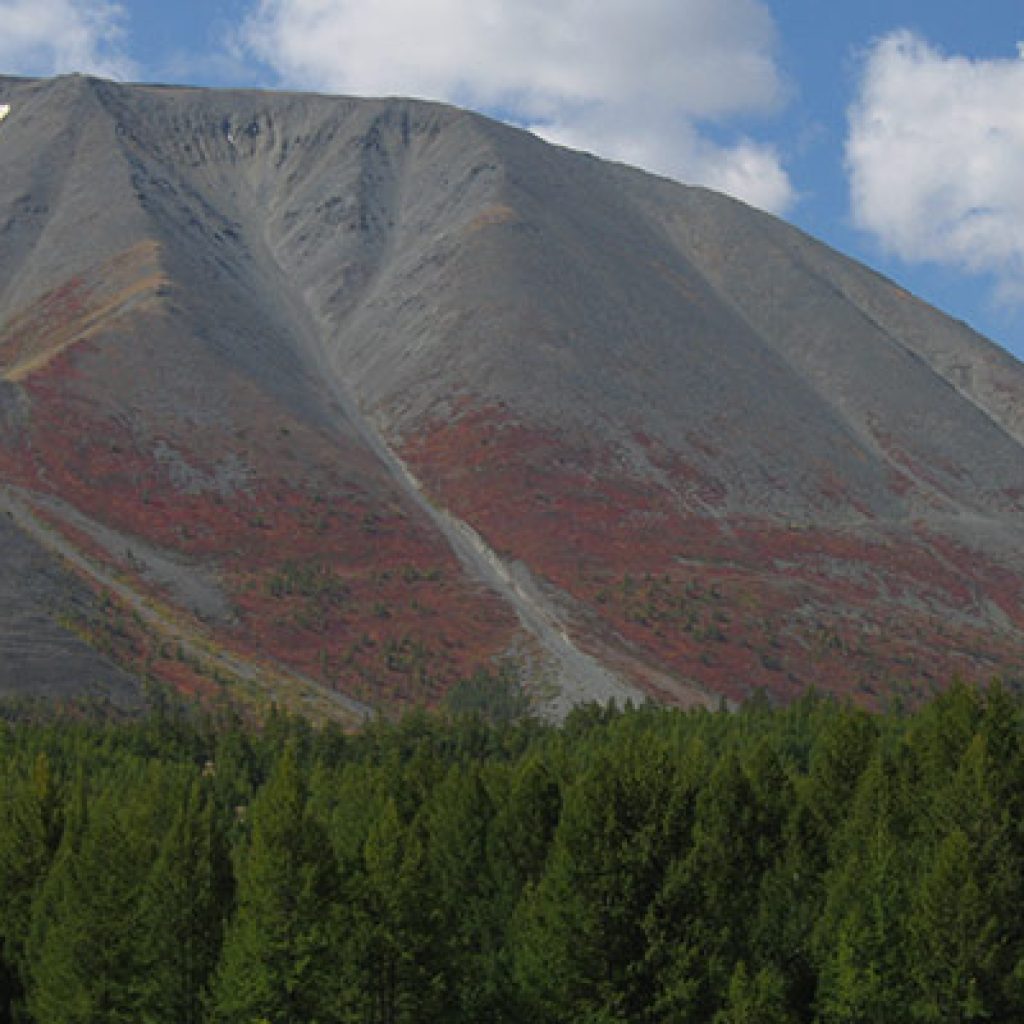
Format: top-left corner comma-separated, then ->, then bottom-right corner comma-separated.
0,74 -> 1021,717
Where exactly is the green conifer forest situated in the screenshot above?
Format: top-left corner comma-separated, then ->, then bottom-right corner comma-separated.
2,682 -> 1024,1022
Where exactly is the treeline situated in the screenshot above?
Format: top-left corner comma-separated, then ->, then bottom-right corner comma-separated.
2,683 -> 1024,1022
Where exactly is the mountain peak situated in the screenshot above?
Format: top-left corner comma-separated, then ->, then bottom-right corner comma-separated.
1,77 -> 1022,717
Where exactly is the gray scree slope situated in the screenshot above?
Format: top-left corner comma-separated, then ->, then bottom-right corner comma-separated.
0,74 -> 1022,711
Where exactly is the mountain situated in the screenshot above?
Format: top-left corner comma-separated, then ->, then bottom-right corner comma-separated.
1,73 -> 1022,719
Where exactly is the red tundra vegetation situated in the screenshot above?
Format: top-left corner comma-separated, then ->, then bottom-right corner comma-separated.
0,291 -> 521,712
404,401 -> 1023,706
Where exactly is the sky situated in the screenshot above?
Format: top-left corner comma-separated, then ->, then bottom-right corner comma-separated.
2,0 -> 1023,361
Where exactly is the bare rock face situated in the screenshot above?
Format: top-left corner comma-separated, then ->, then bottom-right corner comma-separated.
0,509 -> 142,709
0,73 -> 1021,716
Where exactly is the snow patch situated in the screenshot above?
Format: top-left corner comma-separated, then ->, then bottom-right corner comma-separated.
0,104 -> 10,124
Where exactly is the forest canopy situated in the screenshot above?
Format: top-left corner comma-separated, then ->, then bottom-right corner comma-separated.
2,682 -> 1023,1023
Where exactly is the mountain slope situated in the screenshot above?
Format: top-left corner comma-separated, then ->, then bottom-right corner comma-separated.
0,74 -> 1021,715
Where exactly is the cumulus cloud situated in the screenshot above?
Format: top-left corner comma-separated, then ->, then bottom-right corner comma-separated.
238,0 -> 795,213
0,0 -> 134,79
848,31 -> 1024,305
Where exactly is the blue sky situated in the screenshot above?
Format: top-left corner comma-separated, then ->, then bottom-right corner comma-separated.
769,0 -> 1024,360
2,0 -> 1023,361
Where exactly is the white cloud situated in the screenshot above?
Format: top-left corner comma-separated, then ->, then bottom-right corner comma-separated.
0,0 -> 134,80
848,31 -> 1024,306
238,0 -> 795,213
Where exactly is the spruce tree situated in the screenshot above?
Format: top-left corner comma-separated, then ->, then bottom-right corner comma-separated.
26,776 -> 158,1024
348,795 -> 437,1024
814,750 -> 914,1023
211,740 -> 339,1024
0,753 -> 61,1023
910,828 -> 998,1022
137,779 -> 233,1024
514,731 -> 683,1023
424,763 -> 505,1022
712,961 -> 795,1024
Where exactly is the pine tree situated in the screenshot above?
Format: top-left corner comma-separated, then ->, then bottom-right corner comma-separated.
745,739 -> 818,1020
26,773 -> 160,1024
514,730 -> 684,1023
136,779 -> 233,1024
211,739 -> 340,1024
909,731 -> 1024,1020
424,762 -> 506,1022
712,961 -> 795,1024
350,795 -> 438,1024
910,829 -> 998,1022
814,748 -> 914,1023
673,747 -> 780,1016
0,753 -> 61,1023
